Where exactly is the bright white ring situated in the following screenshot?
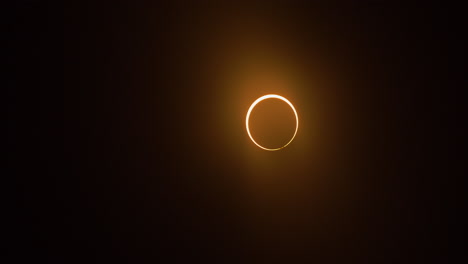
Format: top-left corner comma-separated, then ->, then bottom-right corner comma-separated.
245,94 -> 299,151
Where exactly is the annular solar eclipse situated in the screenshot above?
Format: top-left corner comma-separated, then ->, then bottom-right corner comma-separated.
246,94 -> 299,151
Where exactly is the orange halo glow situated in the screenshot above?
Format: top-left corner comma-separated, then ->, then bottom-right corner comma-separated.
246,94 -> 299,151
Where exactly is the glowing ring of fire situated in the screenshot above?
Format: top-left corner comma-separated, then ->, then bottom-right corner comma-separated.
246,94 -> 299,151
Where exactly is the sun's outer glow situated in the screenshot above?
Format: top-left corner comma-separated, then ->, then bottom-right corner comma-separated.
246,94 -> 299,151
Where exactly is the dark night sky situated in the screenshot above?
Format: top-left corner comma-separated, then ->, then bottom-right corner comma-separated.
9,1 -> 459,263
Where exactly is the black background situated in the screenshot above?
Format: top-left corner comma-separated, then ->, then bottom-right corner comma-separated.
9,1 -> 459,263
